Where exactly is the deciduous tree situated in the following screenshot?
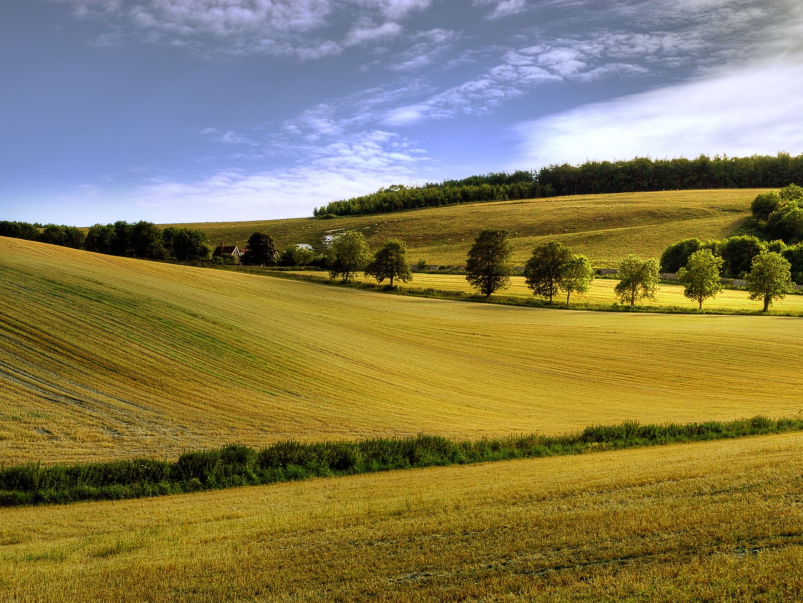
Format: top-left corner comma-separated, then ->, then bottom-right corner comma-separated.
329,230 -> 370,282
614,255 -> 660,307
242,232 -> 278,266
746,252 -> 794,311
676,249 -> 724,309
465,229 -> 513,298
364,240 -> 412,287
561,254 -> 594,306
523,241 -> 572,303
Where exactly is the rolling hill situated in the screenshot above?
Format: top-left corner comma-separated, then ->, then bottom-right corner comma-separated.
168,189 -> 763,267
2,432 -> 802,601
2,235 -> 803,466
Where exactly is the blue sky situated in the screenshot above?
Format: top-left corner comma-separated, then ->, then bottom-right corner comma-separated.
2,0 -> 803,225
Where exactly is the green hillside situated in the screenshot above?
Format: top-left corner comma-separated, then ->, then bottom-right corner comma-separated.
167,189 -> 762,267
2,235 -> 803,466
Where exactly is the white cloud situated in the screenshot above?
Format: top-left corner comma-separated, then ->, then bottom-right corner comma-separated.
388,28 -> 460,70
516,61 -> 803,167
474,0 -> 527,19
133,130 -> 426,219
354,0 -> 432,20
344,21 -> 403,47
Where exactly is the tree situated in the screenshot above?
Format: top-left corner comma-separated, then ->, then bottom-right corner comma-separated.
129,221 -> 166,259
676,249 -> 723,309
561,254 -> 594,306
329,230 -> 370,282
746,252 -> 794,311
167,228 -> 210,262
719,235 -> 765,277
465,229 -> 513,298
751,191 -> 781,221
659,238 -> 702,273
416,258 -> 427,271
523,241 -> 572,303
85,224 -> 115,254
364,240 -> 412,287
614,255 -> 660,307
279,244 -> 316,267
111,221 -> 131,256
242,232 -> 278,266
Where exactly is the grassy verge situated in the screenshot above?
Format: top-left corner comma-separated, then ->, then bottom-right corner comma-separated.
2,416 -> 800,508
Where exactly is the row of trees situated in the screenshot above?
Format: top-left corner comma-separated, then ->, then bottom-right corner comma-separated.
0,219 -> 212,262
313,153 -> 803,218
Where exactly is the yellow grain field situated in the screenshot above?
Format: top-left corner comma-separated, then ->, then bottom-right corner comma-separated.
169,189 -> 762,267
2,432 -> 803,601
302,272 -> 803,312
3,236 -> 803,466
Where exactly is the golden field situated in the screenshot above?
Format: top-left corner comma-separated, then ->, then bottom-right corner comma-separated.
2,432 -> 803,601
2,236 -> 803,465
294,271 -> 803,313
167,189 -> 762,267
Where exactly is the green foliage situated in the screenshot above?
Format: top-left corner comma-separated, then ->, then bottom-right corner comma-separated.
614,255 -> 660,307
364,240 -> 412,287
279,244 -> 316,267
523,241 -> 572,303
465,229 -> 513,298
0,221 -> 39,240
163,227 -> 211,261
751,192 -> 782,221
746,252 -> 795,311
676,249 -> 724,309
329,230 -> 371,282
313,154 -> 803,218
720,235 -> 766,277
38,225 -> 86,249
659,238 -> 703,273
561,254 -> 595,306
241,232 -> 279,266
781,243 -> 803,282
84,224 -> 115,254
2,416 -> 801,508
416,258 -> 428,271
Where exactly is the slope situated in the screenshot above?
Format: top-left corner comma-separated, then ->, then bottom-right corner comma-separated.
2,236 -> 803,465
170,189 -> 761,267
2,432 -> 803,601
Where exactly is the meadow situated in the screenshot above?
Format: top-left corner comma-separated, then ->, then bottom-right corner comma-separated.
167,189 -> 762,267
3,236 -> 803,466
287,271 -> 803,313
2,432 -> 802,601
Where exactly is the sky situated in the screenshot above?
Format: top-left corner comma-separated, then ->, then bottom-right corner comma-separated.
2,0 -> 803,225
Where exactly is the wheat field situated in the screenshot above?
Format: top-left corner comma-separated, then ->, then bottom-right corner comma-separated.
2,236 -> 803,465
2,432 -> 803,601
168,189 -> 761,267
296,271 -> 803,313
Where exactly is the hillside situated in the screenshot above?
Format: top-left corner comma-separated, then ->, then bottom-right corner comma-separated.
3,432 -> 803,601
2,236 -> 803,465
169,189 -> 763,267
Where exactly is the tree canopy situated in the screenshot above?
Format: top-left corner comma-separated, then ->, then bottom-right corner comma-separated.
523,241 -> 572,303
561,254 -> 595,306
465,229 -> 513,298
677,249 -> 724,309
614,255 -> 660,307
364,240 -> 412,287
242,232 -> 279,266
329,230 -> 371,282
746,252 -> 795,311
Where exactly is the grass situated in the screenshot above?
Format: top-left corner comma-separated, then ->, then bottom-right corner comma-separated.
166,189 -> 764,267
0,415 -> 796,507
2,431 -> 803,601
4,235 -> 803,466
285,270 -> 803,314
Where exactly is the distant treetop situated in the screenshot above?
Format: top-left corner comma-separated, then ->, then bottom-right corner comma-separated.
313,153 -> 803,218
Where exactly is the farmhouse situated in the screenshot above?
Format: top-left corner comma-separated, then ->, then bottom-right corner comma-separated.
213,242 -> 243,263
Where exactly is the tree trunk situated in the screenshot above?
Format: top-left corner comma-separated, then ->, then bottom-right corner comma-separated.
699,299 -> 703,310
631,290 -> 636,307
390,275 -> 394,287
764,295 -> 770,312
566,291 -> 571,306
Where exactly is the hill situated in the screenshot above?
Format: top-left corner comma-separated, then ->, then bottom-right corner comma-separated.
169,189 -> 762,267
3,432 -> 802,601
2,236 -> 803,465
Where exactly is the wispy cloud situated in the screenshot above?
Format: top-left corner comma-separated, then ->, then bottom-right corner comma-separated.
515,60 -> 803,166
474,0 -> 527,20
134,130 -> 427,219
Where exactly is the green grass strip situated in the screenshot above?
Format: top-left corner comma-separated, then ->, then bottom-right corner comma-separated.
1,416 -> 801,508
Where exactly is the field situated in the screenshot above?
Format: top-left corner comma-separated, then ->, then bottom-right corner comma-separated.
2,236 -> 803,466
166,189 -> 763,267
2,432 -> 803,601
288,271 -> 803,313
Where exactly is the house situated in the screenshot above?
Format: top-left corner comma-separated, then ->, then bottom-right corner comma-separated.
213,242 -> 243,264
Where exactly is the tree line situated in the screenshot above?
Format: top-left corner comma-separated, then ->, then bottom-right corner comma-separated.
313,153 -> 803,218
0,220 -> 212,262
